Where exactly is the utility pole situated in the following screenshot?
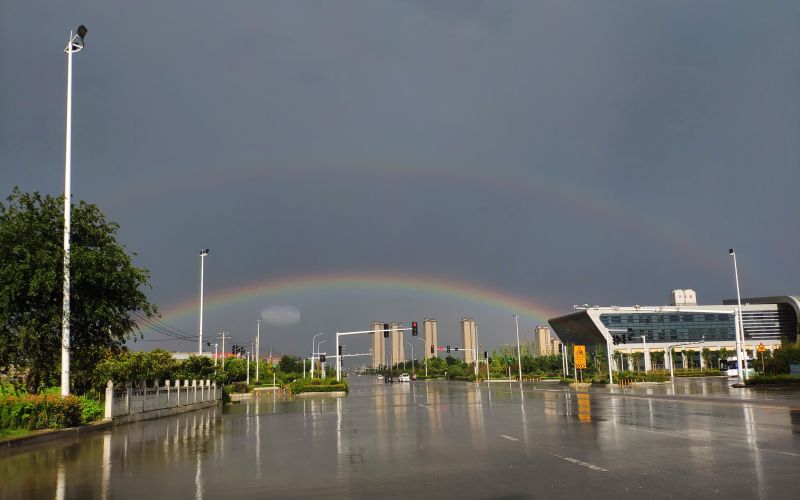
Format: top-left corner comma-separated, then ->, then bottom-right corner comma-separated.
217,332 -> 230,369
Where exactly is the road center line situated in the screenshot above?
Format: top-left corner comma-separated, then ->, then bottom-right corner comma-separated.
499,434 -> 519,442
549,453 -> 608,472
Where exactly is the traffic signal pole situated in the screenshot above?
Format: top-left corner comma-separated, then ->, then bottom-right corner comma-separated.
336,325 -> 416,381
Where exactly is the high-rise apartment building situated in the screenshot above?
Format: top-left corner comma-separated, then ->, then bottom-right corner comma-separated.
371,321 -> 385,369
391,322 -> 404,366
424,318 -> 438,359
534,325 -> 552,356
460,318 -> 476,364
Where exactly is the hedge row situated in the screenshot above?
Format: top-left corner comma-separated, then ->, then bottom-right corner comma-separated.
289,378 -> 349,394
0,394 -> 85,430
745,374 -> 800,385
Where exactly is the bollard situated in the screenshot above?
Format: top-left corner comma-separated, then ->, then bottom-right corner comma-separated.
125,382 -> 132,415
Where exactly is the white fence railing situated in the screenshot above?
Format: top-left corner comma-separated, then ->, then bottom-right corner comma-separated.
104,379 -> 221,419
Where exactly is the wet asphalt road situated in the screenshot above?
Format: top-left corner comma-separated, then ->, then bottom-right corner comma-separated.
2,377 -> 799,499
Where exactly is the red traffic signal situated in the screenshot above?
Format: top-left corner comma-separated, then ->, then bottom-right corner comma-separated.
411,321 -> 418,336
430,344 -> 435,354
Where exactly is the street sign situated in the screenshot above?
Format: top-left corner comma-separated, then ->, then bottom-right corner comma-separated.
757,343 -> 766,353
573,345 -> 587,370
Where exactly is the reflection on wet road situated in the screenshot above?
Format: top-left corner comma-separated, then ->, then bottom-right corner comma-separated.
2,377 -> 798,499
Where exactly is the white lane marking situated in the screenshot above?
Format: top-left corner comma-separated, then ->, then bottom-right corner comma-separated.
499,434 -> 519,442
549,453 -> 607,472
631,427 -> 800,457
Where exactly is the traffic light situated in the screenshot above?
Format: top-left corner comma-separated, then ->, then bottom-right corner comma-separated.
430,344 -> 435,354
446,345 -> 451,353
383,323 -> 390,338
454,347 -> 459,351
338,345 -> 343,355
231,344 -> 238,354
484,350 -> 488,359
612,335 -> 620,345
411,321 -> 418,336
320,354 -> 326,363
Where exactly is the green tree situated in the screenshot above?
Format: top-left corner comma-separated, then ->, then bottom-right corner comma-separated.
279,354 -> 301,374
701,348 -> 713,369
0,189 -> 156,393
650,350 -> 665,369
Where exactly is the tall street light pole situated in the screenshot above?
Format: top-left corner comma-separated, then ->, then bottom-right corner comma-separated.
198,249 -> 209,354
513,314 -> 523,383
256,319 -> 261,382
729,249 -> 747,382
61,25 -> 87,397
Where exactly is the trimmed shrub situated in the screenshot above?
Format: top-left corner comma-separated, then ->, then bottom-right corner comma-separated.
231,381 -> 250,394
79,397 -> 104,423
0,394 -> 83,430
289,378 -> 349,394
745,374 -> 800,385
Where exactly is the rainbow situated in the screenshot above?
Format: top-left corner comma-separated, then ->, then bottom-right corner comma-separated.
145,272 -> 562,332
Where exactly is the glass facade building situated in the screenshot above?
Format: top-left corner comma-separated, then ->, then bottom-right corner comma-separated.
599,313 -> 735,343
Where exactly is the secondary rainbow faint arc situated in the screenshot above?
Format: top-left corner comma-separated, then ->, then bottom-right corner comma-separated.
147,272 -> 562,331
103,165 -> 726,273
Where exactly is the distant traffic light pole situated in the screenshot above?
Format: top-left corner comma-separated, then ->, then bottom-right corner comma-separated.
311,332 -> 324,378
416,337 -> 427,378
60,25 -> 88,397
336,323 -> 418,382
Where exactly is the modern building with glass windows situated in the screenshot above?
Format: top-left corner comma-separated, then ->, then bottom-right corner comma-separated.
548,293 -> 799,371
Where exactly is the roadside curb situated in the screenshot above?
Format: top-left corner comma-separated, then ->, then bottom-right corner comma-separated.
0,419 -> 112,452
294,391 -> 347,398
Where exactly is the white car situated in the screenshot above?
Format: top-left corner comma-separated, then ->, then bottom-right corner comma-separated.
398,373 -> 411,382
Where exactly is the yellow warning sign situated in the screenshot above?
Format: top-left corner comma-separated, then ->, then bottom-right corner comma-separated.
574,345 -> 587,369
757,343 -> 766,353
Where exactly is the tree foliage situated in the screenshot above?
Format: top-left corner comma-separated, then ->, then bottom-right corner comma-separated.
279,354 -> 302,374
0,189 -> 156,393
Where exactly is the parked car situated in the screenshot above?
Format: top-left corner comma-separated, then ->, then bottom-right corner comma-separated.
398,373 -> 411,382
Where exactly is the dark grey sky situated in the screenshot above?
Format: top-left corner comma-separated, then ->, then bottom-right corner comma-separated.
2,1 -> 798,357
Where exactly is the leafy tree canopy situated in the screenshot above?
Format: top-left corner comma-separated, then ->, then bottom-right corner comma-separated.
0,188 -> 156,393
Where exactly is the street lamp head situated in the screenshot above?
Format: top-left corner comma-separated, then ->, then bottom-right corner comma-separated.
76,25 -> 88,40
728,248 -> 735,255
200,249 -> 209,256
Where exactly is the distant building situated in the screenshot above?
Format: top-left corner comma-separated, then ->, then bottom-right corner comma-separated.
551,338 -> 563,357
548,292 -> 798,371
669,289 -> 697,306
371,321 -> 385,369
391,322 -> 404,366
424,318 -> 438,359
460,318 -> 476,363
534,325 -> 556,356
